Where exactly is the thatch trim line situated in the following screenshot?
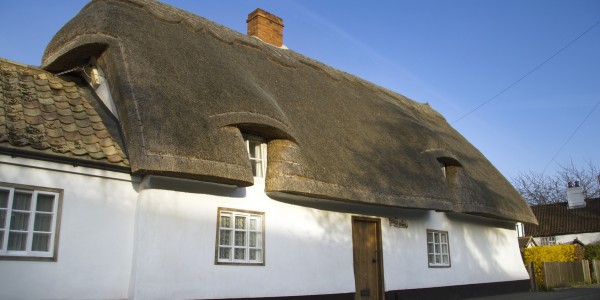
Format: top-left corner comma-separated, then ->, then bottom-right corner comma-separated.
266,175 -> 456,212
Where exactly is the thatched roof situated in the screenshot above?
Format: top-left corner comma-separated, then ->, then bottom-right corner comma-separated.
41,0 -> 536,224
0,58 -> 128,169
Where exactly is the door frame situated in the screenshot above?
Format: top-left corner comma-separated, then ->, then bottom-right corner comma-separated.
351,216 -> 385,299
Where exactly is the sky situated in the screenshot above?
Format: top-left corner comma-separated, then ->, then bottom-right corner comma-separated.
1,0 -> 599,182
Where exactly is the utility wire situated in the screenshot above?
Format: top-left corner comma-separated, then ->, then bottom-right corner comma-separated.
541,99 -> 600,175
452,18 -> 600,124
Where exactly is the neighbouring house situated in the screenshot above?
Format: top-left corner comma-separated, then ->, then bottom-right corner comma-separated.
0,0 -> 537,299
523,182 -> 600,246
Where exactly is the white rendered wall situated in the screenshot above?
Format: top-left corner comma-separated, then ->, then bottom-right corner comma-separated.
0,155 -> 138,300
0,155 -> 529,299
129,177 -> 356,299
130,176 -> 529,299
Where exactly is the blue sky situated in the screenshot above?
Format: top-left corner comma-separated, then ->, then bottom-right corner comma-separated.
1,0 -> 599,181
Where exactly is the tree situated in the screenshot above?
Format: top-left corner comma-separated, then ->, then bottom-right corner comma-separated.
511,161 -> 600,205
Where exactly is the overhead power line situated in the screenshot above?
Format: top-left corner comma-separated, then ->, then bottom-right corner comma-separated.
452,18 -> 600,124
541,99 -> 600,175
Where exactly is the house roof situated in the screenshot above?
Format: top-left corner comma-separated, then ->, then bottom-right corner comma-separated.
39,0 -> 536,224
518,236 -> 537,249
0,58 -> 129,169
524,198 -> 600,237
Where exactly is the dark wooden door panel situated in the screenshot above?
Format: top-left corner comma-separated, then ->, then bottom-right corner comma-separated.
352,217 -> 383,300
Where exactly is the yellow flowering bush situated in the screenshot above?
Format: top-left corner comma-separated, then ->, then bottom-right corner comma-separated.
523,245 -> 577,287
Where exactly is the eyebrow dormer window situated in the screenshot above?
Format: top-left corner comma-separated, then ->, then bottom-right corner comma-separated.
244,136 -> 267,178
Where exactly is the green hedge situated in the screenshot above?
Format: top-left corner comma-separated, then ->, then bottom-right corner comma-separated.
584,244 -> 600,261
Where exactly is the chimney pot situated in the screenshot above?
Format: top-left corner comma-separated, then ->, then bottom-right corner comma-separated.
247,8 -> 284,47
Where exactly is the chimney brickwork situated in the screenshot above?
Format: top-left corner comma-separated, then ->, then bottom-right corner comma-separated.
247,8 -> 284,47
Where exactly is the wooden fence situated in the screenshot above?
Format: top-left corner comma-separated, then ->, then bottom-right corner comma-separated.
542,260 -> 591,289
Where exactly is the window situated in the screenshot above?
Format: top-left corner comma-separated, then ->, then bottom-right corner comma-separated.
215,208 -> 264,265
244,136 -> 267,178
427,230 -> 450,267
540,236 -> 556,246
0,183 -> 62,260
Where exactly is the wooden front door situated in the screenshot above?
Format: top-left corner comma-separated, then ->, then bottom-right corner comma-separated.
352,217 -> 384,300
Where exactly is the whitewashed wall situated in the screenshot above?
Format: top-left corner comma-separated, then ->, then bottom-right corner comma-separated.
130,176 -> 529,299
0,155 -> 138,300
0,156 -> 528,299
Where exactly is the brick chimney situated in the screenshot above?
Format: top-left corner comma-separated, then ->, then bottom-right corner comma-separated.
247,8 -> 284,47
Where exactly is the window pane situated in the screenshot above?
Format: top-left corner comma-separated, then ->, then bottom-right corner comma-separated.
219,247 -> 231,260
251,161 -> 258,177
441,244 -> 448,254
428,254 -> 434,263
441,234 -> 448,243
435,254 -> 441,264
248,141 -> 260,159
427,233 -> 433,242
34,213 -> 53,232
235,231 -> 246,246
235,216 -> 246,229
427,243 -> 434,254
434,244 -> 440,253
220,215 -> 231,228
0,230 -> 3,249
7,232 -> 27,251
234,248 -> 245,260
13,192 -> 32,210
10,212 -> 30,230
0,190 -> 8,208
32,233 -> 50,251
249,232 -> 257,247
36,194 -> 55,212
0,211 -> 5,229
434,233 -> 440,243
219,230 -> 231,246
249,218 -> 257,230
442,255 -> 449,264
250,249 -> 261,261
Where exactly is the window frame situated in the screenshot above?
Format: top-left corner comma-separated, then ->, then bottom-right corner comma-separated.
214,207 -> 265,266
540,236 -> 556,246
244,135 -> 267,178
426,229 -> 451,268
0,182 -> 63,261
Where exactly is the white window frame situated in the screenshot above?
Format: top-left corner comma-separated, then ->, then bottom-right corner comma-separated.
215,208 -> 265,265
427,230 -> 451,268
244,135 -> 267,178
540,236 -> 556,246
0,182 -> 62,261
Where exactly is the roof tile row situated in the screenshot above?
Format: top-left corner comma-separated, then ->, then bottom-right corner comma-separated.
0,58 -> 129,167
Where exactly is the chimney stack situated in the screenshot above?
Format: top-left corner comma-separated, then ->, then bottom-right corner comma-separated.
566,181 -> 586,209
247,8 -> 284,47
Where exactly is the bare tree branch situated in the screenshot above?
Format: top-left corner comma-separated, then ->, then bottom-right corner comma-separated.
511,161 -> 599,205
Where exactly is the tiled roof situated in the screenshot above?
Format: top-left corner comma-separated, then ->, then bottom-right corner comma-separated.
0,58 -> 129,168
524,198 -> 600,237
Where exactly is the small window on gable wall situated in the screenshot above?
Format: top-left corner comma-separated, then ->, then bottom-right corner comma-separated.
0,182 -> 62,261
244,135 -> 267,178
